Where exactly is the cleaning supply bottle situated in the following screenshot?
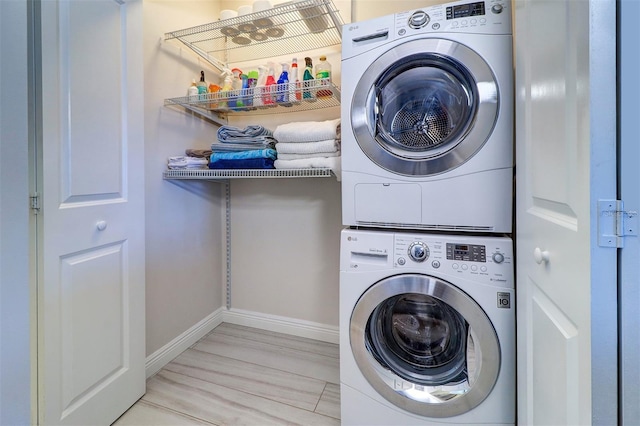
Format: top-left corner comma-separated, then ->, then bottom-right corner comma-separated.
302,57 -> 316,102
254,65 -> 268,108
187,79 -> 198,99
197,70 -> 208,100
276,63 -> 290,106
247,70 -> 258,109
263,62 -> 277,106
230,68 -> 243,109
289,58 -> 301,104
315,55 -> 332,98
208,82 -> 221,109
219,68 -> 233,109
237,73 -> 250,110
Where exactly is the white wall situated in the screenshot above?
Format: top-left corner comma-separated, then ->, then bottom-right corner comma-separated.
0,0 -> 31,424
142,0 -> 446,350
143,0 -> 225,356
217,0 -> 438,330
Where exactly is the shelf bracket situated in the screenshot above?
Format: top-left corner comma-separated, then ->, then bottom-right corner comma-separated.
164,98 -> 228,127
173,36 -> 228,73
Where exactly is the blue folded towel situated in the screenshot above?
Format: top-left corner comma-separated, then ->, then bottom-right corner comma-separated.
208,158 -> 275,169
209,149 -> 277,161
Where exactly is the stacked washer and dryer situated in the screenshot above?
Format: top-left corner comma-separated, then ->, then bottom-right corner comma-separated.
339,1 -> 515,425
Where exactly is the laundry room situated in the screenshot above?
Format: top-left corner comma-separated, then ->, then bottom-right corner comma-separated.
1,0 -> 627,424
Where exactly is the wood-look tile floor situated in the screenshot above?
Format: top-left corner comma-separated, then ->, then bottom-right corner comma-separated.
113,323 -> 341,426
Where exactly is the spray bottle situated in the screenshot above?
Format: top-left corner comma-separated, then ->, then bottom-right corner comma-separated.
230,68 -> 243,110
264,62 -> 277,106
254,65 -> 268,108
219,68 -> 233,109
277,63 -> 291,106
289,58 -> 301,104
197,70 -> 209,102
303,57 -> 316,102
246,70 -> 258,109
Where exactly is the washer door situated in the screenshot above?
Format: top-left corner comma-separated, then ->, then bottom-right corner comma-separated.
350,274 -> 500,418
351,38 -> 499,176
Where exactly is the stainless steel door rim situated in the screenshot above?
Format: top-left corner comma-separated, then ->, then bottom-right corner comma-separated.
349,273 -> 501,417
351,38 -> 499,176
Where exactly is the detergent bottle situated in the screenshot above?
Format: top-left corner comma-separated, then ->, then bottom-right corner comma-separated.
289,58 -> 301,103
219,68 -> 233,109
263,62 -> 277,106
315,55 -> 332,98
276,63 -> 291,106
254,65 -> 268,108
187,79 -> 198,99
302,57 -> 316,102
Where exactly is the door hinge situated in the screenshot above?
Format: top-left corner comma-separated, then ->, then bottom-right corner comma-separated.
598,199 -> 638,248
30,193 -> 40,214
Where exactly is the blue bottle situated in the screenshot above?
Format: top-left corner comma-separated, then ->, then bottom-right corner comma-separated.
276,63 -> 291,106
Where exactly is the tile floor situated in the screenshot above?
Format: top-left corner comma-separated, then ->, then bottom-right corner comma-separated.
113,323 -> 341,425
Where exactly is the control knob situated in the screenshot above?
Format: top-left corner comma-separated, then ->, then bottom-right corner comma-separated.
492,252 -> 505,264
408,242 -> 430,262
491,3 -> 504,14
408,11 -> 430,29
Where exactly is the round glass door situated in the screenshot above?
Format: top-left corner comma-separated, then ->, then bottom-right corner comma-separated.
350,274 -> 500,417
351,38 -> 499,176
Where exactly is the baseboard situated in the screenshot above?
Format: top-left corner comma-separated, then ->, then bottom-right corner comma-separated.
145,307 -> 224,378
222,308 -> 339,345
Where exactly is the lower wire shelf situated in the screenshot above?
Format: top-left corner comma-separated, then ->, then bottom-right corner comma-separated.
163,168 -> 334,180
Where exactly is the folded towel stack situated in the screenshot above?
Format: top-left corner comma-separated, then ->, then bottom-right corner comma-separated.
167,156 -> 209,170
210,125 -> 277,169
272,119 -> 342,179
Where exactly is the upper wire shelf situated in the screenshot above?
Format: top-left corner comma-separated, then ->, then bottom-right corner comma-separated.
164,0 -> 344,70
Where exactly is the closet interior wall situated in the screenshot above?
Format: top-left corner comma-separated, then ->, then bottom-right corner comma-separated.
143,0 -> 438,356
144,0 -> 224,356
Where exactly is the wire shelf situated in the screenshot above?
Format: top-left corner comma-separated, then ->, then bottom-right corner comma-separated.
164,0 -> 344,66
165,79 -> 340,118
163,168 -> 334,180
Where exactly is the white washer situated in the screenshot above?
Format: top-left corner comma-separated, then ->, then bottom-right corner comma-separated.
341,0 -> 513,233
340,228 -> 515,425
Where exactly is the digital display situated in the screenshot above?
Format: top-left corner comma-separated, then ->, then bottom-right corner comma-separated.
446,243 -> 486,262
446,2 -> 486,20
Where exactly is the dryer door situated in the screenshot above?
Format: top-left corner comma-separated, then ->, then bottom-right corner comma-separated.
351,38 -> 499,176
350,273 -> 500,417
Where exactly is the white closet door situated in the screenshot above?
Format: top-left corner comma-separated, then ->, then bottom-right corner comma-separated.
39,0 -> 145,424
515,0 -> 617,424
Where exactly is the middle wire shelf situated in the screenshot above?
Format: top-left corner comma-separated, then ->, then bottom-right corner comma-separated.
164,168 -> 335,180
165,79 -> 341,121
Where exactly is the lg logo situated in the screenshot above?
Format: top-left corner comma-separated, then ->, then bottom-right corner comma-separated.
497,292 -> 511,309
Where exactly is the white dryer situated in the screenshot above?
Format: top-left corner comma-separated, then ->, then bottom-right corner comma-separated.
341,0 -> 513,232
340,228 -> 514,425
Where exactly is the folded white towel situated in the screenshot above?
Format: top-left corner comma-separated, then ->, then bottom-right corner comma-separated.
276,151 -> 340,160
167,156 -> 208,169
274,156 -> 341,181
275,139 -> 338,155
274,119 -> 341,143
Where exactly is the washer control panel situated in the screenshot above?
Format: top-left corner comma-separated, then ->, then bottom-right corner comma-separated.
393,232 -> 512,285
